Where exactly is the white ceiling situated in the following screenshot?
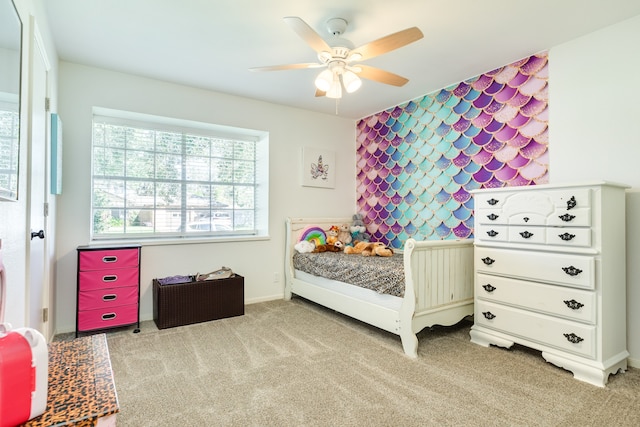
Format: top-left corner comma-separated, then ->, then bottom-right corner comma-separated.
42,0 -> 640,120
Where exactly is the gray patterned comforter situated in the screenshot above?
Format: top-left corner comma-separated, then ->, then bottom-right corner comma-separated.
292,252 -> 405,297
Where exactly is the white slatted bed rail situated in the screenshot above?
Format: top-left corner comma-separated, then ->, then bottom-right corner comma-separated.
285,217 -> 474,357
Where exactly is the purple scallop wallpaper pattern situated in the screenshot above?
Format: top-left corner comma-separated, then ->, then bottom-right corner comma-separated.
355,52 -> 549,248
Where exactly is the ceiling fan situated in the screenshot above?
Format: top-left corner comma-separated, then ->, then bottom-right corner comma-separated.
249,16 -> 424,99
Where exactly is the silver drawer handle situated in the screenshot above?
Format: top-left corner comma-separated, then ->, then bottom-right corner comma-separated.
102,256 -> 118,263
563,333 -> 583,344
558,213 -> 576,222
482,284 -> 496,293
103,294 -> 117,302
102,275 -> 118,282
562,266 -> 582,276
102,313 -> 117,321
563,299 -> 584,310
558,233 -> 575,241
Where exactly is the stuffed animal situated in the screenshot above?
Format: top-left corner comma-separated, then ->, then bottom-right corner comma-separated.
350,213 -> 370,243
337,223 -> 352,245
326,225 -> 339,245
294,240 -> 316,253
344,241 -> 393,257
313,241 -> 344,253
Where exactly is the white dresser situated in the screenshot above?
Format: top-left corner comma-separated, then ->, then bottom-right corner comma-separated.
469,182 -> 628,387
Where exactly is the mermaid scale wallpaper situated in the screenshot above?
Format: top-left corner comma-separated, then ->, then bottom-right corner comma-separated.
355,53 -> 549,248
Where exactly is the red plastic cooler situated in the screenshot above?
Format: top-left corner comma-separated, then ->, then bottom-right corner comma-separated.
0,325 -> 48,427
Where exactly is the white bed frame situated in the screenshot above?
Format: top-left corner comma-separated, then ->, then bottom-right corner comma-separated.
285,217 -> 475,357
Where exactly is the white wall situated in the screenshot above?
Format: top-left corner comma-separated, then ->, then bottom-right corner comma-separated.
55,63 -> 356,333
549,14 -> 640,366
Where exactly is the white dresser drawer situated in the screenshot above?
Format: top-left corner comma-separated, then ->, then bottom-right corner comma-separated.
475,247 -> 595,289
476,209 -> 506,225
545,227 -> 592,248
475,224 -> 508,242
476,273 -> 596,324
547,208 -> 591,227
477,225 -> 591,248
475,300 -> 596,359
508,226 -> 546,244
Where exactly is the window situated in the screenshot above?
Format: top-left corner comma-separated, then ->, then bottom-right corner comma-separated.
91,108 -> 268,240
0,95 -> 19,200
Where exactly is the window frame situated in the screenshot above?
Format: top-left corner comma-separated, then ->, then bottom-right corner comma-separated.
90,108 -> 269,242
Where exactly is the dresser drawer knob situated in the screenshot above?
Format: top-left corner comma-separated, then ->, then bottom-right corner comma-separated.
523,217 -> 529,222
487,213 -> 499,221
482,284 -> 496,293
102,313 -> 117,321
103,294 -> 117,302
563,299 -> 584,310
558,213 -> 576,222
563,333 -> 584,344
487,198 -> 499,206
482,311 -> 496,320
566,196 -> 577,210
102,256 -> 118,263
481,257 -> 495,265
562,266 -> 583,276
487,230 -> 499,237
558,232 -> 576,241
102,275 -> 118,282
519,231 -> 534,239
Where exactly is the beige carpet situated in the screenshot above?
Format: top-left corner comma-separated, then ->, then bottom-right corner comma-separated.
104,298 -> 640,426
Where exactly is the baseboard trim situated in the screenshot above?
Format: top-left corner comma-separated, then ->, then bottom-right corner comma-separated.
245,294 -> 283,305
628,356 -> 640,369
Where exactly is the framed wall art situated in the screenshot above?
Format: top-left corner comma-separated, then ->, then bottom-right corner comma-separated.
301,147 -> 335,189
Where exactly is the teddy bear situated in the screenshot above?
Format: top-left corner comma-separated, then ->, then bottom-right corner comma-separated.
337,223 -> 352,246
350,213 -> 371,243
294,240 -> 316,253
344,241 -> 393,257
313,241 -> 344,253
326,225 -> 339,245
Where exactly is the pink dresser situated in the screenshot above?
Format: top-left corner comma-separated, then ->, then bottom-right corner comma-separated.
76,245 -> 141,337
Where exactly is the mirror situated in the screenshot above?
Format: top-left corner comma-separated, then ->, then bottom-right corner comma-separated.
0,0 -> 22,201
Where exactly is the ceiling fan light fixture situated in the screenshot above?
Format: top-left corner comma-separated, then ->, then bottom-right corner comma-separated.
325,77 -> 342,99
314,69 -> 333,91
342,70 -> 362,93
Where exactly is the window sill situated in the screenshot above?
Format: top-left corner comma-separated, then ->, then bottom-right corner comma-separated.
89,234 -> 270,247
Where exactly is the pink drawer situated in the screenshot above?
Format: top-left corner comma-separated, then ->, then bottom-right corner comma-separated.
79,267 -> 139,291
79,248 -> 139,271
78,286 -> 138,311
77,303 -> 138,332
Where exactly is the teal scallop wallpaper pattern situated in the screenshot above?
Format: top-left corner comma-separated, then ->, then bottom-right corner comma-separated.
355,53 -> 549,248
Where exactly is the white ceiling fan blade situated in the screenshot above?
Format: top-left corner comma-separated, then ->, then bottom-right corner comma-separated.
352,27 -> 423,61
249,63 -> 325,72
357,64 -> 409,87
283,16 -> 332,54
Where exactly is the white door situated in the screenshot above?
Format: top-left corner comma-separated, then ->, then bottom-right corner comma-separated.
27,24 -> 50,339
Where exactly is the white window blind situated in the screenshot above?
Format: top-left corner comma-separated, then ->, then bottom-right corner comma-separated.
91,109 -> 268,240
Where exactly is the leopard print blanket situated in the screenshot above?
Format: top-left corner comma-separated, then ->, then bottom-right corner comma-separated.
292,251 -> 405,297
